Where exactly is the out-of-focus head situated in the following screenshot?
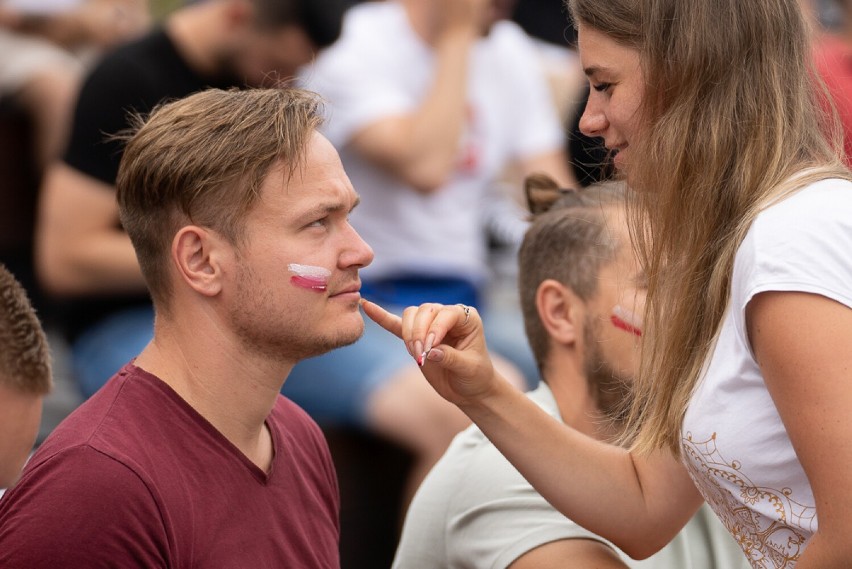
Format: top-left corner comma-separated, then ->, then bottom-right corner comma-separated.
117,87 -> 324,312
519,175 -> 644,418
0,264 -> 51,488
214,0 -> 350,86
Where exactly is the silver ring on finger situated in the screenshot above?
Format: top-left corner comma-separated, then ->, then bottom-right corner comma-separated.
456,303 -> 471,326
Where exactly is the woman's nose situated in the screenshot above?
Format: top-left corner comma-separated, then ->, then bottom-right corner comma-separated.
578,96 -> 607,139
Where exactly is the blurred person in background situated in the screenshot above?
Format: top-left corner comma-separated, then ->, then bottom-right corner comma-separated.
813,0 -> 852,166
289,0 -> 573,506
0,0 -> 150,166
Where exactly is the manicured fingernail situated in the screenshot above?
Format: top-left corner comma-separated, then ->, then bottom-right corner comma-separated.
426,348 -> 444,362
424,332 -> 435,354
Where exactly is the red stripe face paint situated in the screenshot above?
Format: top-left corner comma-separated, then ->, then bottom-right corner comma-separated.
610,305 -> 642,337
288,263 -> 330,292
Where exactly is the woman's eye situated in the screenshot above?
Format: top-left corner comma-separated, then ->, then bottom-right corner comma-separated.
592,82 -> 612,93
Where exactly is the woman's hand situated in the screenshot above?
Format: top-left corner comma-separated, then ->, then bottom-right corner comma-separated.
361,300 -> 502,407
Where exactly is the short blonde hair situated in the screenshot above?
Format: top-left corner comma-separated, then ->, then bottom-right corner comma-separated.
116,87 -> 324,311
0,264 -> 52,395
518,176 -> 626,375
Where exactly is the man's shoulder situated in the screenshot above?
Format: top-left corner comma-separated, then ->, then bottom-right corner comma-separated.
77,26 -> 199,108
12,442 -> 150,500
0,442 -> 169,567
412,386 -> 561,513
0,443 -> 162,533
422,420 -> 531,503
399,390 -> 607,569
92,27 -> 175,74
78,22 -> 241,110
35,365 -> 191,464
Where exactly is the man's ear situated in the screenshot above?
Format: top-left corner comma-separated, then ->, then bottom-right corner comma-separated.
172,226 -> 226,298
536,279 -> 582,346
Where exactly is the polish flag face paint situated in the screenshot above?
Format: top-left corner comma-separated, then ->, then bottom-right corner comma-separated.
610,304 -> 642,337
288,263 -> 331,292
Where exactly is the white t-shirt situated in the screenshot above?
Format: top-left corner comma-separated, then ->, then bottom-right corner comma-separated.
682,178 -> 852,567
299,1 -> 564,283
394,383 -> 750,569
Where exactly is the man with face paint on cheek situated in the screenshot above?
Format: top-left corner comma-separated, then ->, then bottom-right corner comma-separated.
0,88 -> 374,568
391,178 -> 748,569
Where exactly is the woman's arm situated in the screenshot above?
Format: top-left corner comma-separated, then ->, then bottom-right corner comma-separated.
363,300 -> 703,558
747,291 -> 852,567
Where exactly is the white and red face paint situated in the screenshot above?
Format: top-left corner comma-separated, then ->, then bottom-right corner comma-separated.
288,263 -> 330,292
610,304 -> 642,337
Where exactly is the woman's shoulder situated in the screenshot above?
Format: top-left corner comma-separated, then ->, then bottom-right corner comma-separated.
732,178 -> 852,310
757,177 -> 852,229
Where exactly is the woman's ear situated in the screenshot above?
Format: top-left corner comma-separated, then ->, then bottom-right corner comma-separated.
536,279 -> 583,346
172,226 -> 226,298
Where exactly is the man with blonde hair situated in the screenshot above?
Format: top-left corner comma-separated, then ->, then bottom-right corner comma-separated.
392,179 -> 749,568
35,0 -> 351,400
0,87 -> 374,567
0,263 -> 52,490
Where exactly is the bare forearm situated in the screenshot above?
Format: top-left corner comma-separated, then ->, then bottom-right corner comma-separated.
6,2 -> 148,50
36,164 -> 147,297
11,13 -> 89,48
39,230 -> 146,296
46,231 -> 145,295
351,28 -> 477,193
363,299 -> 702,557
403,30 -> 474,185
460,377 -> 700,558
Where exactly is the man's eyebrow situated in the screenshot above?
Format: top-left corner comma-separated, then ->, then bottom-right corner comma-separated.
299,196 -> 361,219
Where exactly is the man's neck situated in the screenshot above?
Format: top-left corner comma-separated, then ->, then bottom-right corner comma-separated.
133,317 -> 292,472
542,358 -> 621,442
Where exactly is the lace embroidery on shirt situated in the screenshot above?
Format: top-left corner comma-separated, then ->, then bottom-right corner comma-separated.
682,432 -> 814,568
